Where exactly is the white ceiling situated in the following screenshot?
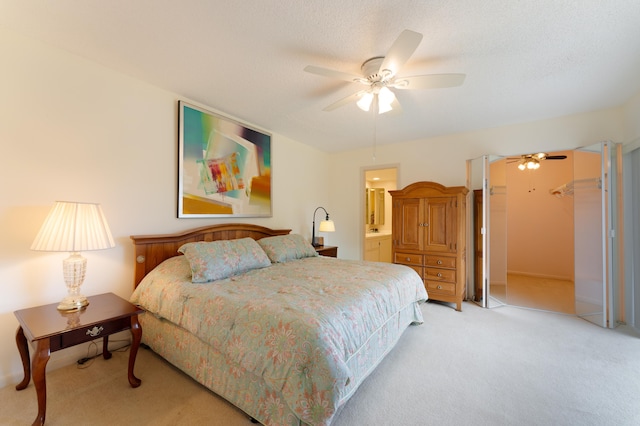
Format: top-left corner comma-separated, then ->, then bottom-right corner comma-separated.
2,1 -> 640,153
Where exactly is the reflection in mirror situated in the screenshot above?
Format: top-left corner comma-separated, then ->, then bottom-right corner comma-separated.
365,188 -> 385,225
489,157 -> 507,308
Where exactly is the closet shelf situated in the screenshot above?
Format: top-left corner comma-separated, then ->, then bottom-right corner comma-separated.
549,177 -> 601,198
489,185 -> 506,195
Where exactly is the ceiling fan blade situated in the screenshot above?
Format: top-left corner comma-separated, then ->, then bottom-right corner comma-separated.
379,30 -> 423,77
386,97 -> 403,115
304,65 -> 362,83
545,155 -> 568,160
322,90 -> 367,111
392,73 -> 466,90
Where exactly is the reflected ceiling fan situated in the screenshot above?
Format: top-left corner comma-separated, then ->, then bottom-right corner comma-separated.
507,153 -> 568,170
304,29 -> 465,114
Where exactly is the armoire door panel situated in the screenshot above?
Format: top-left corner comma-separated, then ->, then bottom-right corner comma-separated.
394,198 -> 422,250
425,197 -> 457,252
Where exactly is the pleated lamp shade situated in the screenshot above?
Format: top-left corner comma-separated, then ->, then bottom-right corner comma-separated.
31,201 -> 115,252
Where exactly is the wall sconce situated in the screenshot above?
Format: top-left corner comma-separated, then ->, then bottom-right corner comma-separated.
31,201 -> 115,311
311,206 -> 335,247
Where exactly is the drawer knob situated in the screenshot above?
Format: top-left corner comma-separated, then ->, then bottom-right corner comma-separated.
437,273 -> 442,277
437,285 -> 442,289
86,326 -> 104,337
437,260 -> 443,265
406,257 -> 411,261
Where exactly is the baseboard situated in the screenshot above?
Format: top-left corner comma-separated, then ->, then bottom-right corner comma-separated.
507,270 -> 573,281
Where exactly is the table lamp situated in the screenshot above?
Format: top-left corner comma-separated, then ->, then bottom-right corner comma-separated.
311,206 -> 335,247
31,201 -> 115,311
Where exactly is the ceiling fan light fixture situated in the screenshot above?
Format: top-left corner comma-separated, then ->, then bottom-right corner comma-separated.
525,158 -> 540,169
518,157 -> 541,170
357,92 -> 374,111
378,86 -> 395,105
378,100 -> 393,114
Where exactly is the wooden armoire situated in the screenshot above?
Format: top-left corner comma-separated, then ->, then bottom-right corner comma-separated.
389,181 -> 468,311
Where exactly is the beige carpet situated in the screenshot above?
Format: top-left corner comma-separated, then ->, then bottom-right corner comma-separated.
2,301 -> 640,425
492,273 -> 575,314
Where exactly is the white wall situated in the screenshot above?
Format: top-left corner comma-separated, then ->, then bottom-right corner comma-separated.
622,91 -> 640,142
329,108 -> 626,261
506,151 -> 575,279
0,29 -> 330,386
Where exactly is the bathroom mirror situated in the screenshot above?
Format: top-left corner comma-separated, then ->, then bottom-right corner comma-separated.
365,188 -> 385,225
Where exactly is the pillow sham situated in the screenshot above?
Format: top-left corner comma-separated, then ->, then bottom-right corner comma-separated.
178,237 -> 271,283
257,234 -> 318,263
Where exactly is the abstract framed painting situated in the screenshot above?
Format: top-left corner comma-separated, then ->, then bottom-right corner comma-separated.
178,100 -> 272,218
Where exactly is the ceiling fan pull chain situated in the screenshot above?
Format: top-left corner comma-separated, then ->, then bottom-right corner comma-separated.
372,99 -> 378,163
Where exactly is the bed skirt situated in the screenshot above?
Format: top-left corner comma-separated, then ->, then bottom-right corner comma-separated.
138,300 -> 423,426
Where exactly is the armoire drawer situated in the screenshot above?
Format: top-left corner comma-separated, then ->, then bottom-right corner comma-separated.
394,252 -> 423,266
425,280 -> 456,296
424,255 -> 456,269
404,264 -> 423,278
424,267 -> 456,283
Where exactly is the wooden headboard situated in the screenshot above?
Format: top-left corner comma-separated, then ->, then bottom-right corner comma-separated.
130,223 -> 291,288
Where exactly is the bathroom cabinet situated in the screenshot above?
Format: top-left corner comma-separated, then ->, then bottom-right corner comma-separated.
364,234 -> 392,262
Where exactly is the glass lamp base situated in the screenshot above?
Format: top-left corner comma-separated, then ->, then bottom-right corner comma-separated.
57,295 -> 89,311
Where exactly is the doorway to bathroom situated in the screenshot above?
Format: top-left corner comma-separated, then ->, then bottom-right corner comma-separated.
363,167 -> 397,262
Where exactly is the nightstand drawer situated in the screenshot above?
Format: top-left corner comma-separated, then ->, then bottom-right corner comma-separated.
395,252 -> 423,265
315,245 -> 338,257
425,280 -> 456,295
53,316 -> 131,351
424,267 -> 456,283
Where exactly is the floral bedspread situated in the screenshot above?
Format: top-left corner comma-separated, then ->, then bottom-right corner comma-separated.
131,255 -> 427,425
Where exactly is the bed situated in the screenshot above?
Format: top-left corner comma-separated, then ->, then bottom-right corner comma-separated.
130,223 -> 427,425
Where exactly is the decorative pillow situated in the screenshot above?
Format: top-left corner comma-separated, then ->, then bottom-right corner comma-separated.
257,234 -> 318,263
178,237 -> 271,283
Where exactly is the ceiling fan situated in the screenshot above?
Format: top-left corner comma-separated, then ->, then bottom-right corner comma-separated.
304,29 -> 466,114
507,153 -> 568,170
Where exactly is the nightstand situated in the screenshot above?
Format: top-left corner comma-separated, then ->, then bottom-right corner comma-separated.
315,245 -> 338,257
14,292 -> 143,426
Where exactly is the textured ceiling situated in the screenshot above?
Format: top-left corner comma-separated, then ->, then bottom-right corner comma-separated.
2,1 -> 640,152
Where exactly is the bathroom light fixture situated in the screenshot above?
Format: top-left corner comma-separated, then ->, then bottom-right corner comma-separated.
311,206 -> 335,247
31,201 -> 115,311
